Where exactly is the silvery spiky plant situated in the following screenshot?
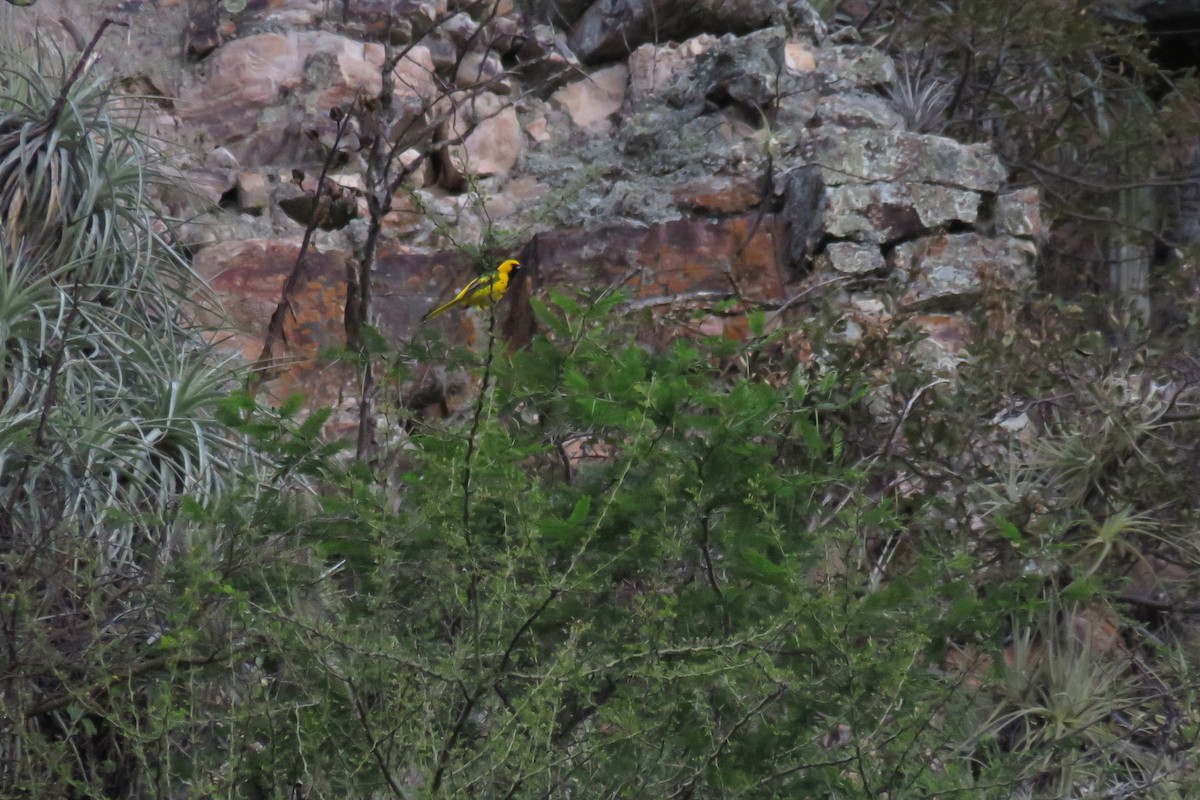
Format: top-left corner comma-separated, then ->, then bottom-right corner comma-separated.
887,55 -> 953,134
0,48 -> 243,570
0,37 -> 258,796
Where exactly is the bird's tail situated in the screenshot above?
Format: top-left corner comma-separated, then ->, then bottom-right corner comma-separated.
421,298 -> 457,322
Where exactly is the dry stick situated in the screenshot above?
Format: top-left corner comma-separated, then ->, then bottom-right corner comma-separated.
698,503 -> 732,637
351,4 -> 535,457
429,587 -> 559,793
42,18 -> 127,132
435,298 -> 510,793
462,303 -> 498,538
458,303 -> 499,733
251,108 -> 355,394
25,647 -> 229,719
12,15 -> 124,458
670,683 -> 787,800
345,9 -> 433,458
345,674 -> 408,798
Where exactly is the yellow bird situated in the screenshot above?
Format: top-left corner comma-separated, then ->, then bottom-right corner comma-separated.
422,259 -> 521,322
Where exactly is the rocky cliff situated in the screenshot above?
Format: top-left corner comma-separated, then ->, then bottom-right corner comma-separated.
2,0 -> 1039,411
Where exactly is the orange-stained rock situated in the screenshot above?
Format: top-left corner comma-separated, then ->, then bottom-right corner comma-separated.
785,41 -> 818,72
367,216 -> 787,350
912,314 -> 972,355
527,215 -> 787,305
372,248 -> 482,339
672,175 -> 764,215
192,239 -> 354,406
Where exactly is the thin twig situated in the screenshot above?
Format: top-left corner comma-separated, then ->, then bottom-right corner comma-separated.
252,106 -> 357,391
44,18 -> 127,131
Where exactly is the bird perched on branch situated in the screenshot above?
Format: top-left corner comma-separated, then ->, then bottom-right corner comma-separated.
422,259 -> 521,321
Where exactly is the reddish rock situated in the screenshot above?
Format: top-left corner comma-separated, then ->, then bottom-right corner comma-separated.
913,314 -> 972,354
484,177 -> 550,220
1068,606 -> 1124,656
372,248 -> 481,338
379,191 -> 429,237
437,91 -> 524,187
525,116 -> 551,143
455,50 -> 509,92
178,32 -> 435,165
672,175 -> 763,215
551,64 -> 628,132
236,170 -> 271,214
179,33 -> 301,113
365,216 -> 788,350
785,41 -> 817,73
527,215 -> 787,305
193,239 -> 353,405
389,44 -> 438,100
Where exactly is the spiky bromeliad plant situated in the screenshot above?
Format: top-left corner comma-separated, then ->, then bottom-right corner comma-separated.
0,39 -> 260,797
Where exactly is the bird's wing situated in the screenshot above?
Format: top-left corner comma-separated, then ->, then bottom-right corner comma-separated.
460,272 -> 502,300
423,269 -> 506,321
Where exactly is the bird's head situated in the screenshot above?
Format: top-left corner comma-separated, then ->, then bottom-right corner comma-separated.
499,259 -> 521,275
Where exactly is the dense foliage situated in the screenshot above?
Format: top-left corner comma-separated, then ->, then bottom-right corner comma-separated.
4,2 -> 1200,799
210,294 -> 994,797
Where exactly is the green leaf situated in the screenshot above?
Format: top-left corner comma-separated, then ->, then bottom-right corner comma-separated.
568,495 -> 591,525
995,517 -> 1024,547
735,547 -> 790,586
530,296 -> 571,338
279,393 -> 306,418
747,308 -> 767,337
1062,574 -> 1105,601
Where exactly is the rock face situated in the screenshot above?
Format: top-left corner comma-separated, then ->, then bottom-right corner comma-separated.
177,31 -> 436,165
567,0 -> 785,64
4,0 -> 1040,406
